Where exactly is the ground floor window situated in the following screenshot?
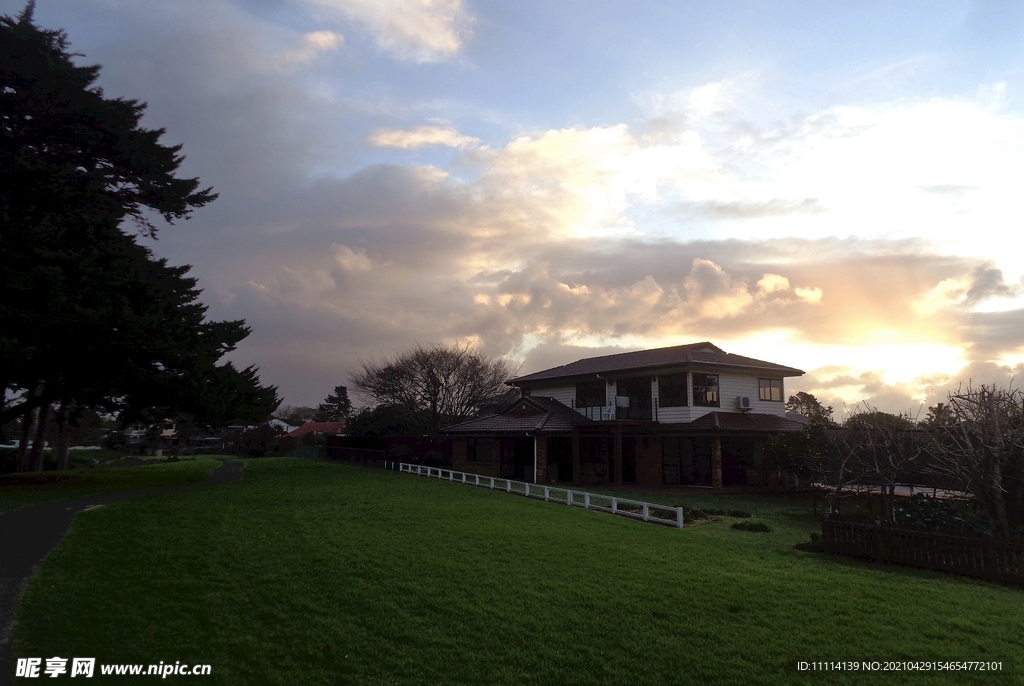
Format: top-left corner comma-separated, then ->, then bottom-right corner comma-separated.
466,437 -> 497,462
662,436 -> 712,486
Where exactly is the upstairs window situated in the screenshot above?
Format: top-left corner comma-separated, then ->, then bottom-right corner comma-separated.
575,380 -> 606,408
658,373 -> 688,407
692,373 -> 719,407
759,378 -> 783,402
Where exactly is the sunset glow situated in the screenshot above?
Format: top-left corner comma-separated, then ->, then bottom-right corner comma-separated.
20,0 -> 1024,412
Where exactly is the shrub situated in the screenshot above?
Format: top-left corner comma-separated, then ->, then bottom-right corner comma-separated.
893,494 -> 990,536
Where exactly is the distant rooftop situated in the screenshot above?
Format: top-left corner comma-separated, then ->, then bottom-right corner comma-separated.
286,421 -> 346,438
509,342 -> 803,386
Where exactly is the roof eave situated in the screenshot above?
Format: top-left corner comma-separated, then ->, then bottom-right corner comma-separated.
510,361 -> 804,386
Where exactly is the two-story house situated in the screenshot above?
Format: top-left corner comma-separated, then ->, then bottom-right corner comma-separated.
441,342 -> 805,489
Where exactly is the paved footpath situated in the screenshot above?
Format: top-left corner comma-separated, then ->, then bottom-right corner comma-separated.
0,460 -> 243,686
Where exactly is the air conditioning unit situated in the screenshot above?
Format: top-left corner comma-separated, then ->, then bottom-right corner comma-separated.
736,396 -> 752,411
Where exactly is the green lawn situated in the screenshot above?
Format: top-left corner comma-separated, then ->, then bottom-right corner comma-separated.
0,457 -> 219,516
12,459 -> 1024,685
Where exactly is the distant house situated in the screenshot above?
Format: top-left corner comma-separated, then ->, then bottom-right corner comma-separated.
285,421 -> 346,439
441,342 -> 805,489
269,418 -> 298,433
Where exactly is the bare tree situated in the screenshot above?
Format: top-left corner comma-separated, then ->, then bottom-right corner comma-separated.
351,343 -> 518,434
843,408 -> 925,523
813,407 -> 924,521
926,384 -> 1024,534
814,426 -> 869,516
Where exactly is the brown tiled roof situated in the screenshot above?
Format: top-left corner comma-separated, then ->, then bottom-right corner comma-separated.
286,421 -> 346,438
509,342 -> 803,385
687,412 -> 805,433
441,397 -> 589,435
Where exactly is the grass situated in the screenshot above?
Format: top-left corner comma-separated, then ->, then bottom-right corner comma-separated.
0,457 -> 219,516
12,459 -> 1024,685
731,520 -> 773,533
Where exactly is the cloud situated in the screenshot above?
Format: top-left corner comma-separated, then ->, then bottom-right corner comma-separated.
189,94 -> 1024,412
41,5 -> 1024,413
278,30 -> 344,66
369,124 -> 479,149
299,0 -> 471,62
919,184 -> 979,196
688,198 -> 827,220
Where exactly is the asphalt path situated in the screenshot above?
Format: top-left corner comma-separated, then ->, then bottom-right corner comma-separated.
0,459 -> 243,685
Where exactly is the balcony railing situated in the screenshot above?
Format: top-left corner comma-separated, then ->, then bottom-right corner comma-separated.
574,405 -> 618,421
572,400 -> 659,421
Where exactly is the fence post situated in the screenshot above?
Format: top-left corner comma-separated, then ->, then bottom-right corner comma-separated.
449,470 -> 453,481
462,473 -> 467,484
490,477 -> 494,489
525,484 -> 530,497
643,503 -> 649,522
475,475 -> 480,486
568,491 -> 573,506
584,493 -> 590,509
676,507 -> 684,528
612,497 -> 618,514
506,480 -> 511,492
544,486 -> 550,502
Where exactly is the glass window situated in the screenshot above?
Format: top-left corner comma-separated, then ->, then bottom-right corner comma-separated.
658,373 -> 688,407
758,378 -> 783,402
575,380 -> 606,408
467,438 -> 496,462
692,373 -> 719,407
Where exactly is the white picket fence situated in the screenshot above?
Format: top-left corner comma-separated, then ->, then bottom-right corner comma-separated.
387,462 -> 684,528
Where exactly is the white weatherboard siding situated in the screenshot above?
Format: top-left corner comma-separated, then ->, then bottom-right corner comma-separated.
521,370 -> 786,422
719,372 -> 786,417
533,385 -> 577,408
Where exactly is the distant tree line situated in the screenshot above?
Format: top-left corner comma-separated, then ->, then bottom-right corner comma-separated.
1,7 -> 278,470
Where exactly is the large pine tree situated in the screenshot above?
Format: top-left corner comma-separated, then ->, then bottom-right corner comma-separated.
1,5 -> 278,467
314,386 -> 352,423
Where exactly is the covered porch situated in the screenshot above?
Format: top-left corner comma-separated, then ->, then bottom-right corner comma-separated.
443,397 -> 804,489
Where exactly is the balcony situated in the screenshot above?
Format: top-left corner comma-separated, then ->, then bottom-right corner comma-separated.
574,405 -> 618,421
573,398 -> 657,422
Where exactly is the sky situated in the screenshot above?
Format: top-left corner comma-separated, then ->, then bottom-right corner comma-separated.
11,0 -> 1024,417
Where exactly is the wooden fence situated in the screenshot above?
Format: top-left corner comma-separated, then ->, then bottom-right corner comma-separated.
823,518 -> 1024,585
389,462 -> 684,529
